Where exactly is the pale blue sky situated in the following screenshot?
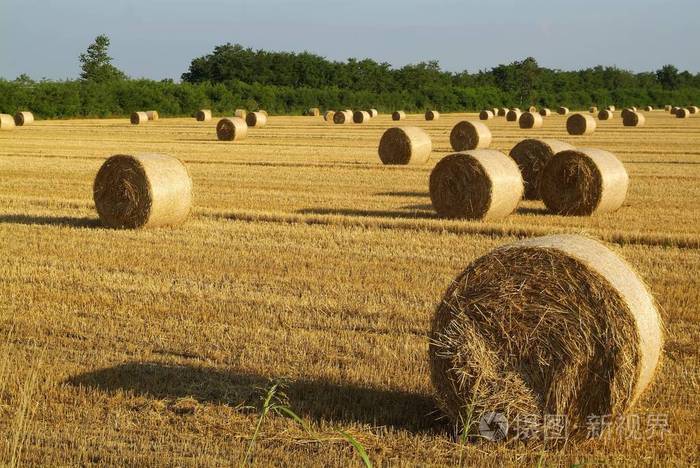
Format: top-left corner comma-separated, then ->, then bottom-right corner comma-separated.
1,0 -> 698,81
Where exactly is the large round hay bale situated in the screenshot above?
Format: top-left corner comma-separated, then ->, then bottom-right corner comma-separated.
425,110 -> 440,121
598,109 -> 614,120
14,111 -> 34,126
557,107 -> 570,115
676,108 -> 690,119
519,111 -> 543,129
644,105 -> 653,112
498,108 -> 508,117
353,110 -> 371,124
0,114 -> 16,130
566,113 -> 596,135
195,109 -> 212,122
368,109 -> 378,118
506,109 -> 522,122
623,111 -> 646,127
333,110 -> 353,124
450,121 -> 492,151
509,138 -> 575,200
378,127 -> 432,165
216,117 -> 248,141
479,110 -> 494,120
130,112 -> 148,125
429,150 -> 523,219
308,107 -> 320,116
540,148 -> 628,216
539,108 -> 551,117
688,106 -> 699,114
146,110 -> 159,121
323,110 -> 335,122
429,234 -> 663,439
93,153 -> 193,229
620,108 -> 637,120
234,109 -> 247,119
589,106 -> 598,113
391,111 -> 406,121
246,112 -> 267,127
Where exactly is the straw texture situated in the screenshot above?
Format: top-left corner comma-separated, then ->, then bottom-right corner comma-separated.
378,127 -> 432,165
509,138 -> 575,200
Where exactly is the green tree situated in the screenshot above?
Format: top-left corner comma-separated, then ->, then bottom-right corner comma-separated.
656,65 -> 679,90
79,35 -> 126,82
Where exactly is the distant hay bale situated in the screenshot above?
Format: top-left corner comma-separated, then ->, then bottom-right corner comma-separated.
130,112 -> 149,125
93,153 -> 193,229
0,114 -> 16,130
146,111 -> 159,121
630,106 -> 637,112
566,113 -> 596,135
498,108 -> 508,117
259,110 -> 269,117
353,110 -> 371,124
450,121 -> 492,151
308,107 -> 320,116
509,138 -> 575,200
425,110 -> 440,121
519,112 -> 543,129
598,109 -> 614,120
539,108 -> 552,117
644,106 -> 653,112
670,106 -> 680,115
14,111 -> 34,126
234,109 -> 247,119
620,108 -> 637,120
540,148 -> 628,215
195,109 -> 212,122
323,110 -> 335,121
333,110 -> 353,124
676,108 -> 689,119
492,107 -> 499,116
216,117 -> 248,141
368,109 -> 378,118
528,106 -> 537,113
606,105 -> 616,112
557,106 -> 570,115
429,150 -> 523,219
689,106 -> 699,114
392,111 -> 407,121
623,112 -> 646,127
429,234 -> 663,439
479,110 -> 494,120
246,112 -> 267,127
511,107 -> 522,113
378,127 -> 432,165
664,105 -> 672,112
589,106 -> 598,113
506,109 -> 522,122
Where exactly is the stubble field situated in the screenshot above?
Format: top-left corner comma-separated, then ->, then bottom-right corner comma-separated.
0,111 -> 699,466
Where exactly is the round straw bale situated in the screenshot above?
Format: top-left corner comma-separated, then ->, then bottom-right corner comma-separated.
566,113 -> 596,135
93,153 -> 193,229
528,106 -> 537,113
146,110 -> 159,121
14,111 -> 34,126
664,105 -> 672,112
688,106 -> 699,114
323,110 -> 335,121
425,110 -> 440,121
598,109 -> 614,120
623,111 -> 645,127
590,106 -> 598,113
195,109 -> 212,122
246,112 -> 267,127
670,106 -> 679,115
557,106 -> 570,115
492,107 -> 499,116
506,109 -> 522,122
0,114 -> 16,130
498,108 -> 508,117
333,110 -> 353,124
479,110 -> 494,120
644,106 -> 653,112
429,150 -> 523,219
259,110 -> 268,117
509,138 -> 575,200
676,108 -> 689,118
540,148 -> 628,216
620,108 -> 637,120
130,112 -> 148,125
429,234 -> 663,439
519,111 -> 543,129
511,107 -> 522,113
392,111 -> 407,121
630,106 -> 637,112
308,107 -> 320,116
216,117 -> 248,141
378,127 -> 432,165
606,105 -> 616,112
353,110 -> 371,124
368,109 -> 378,118
539,108 -> 552,117
450,121 -> 492,151
234,109 -> 247,119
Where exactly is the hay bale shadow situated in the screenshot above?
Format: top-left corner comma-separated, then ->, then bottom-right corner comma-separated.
297,208 -> 437,220
0,214 -> 100,228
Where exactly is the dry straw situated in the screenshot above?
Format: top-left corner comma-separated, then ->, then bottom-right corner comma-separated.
644,105 -> 653,112
429,234 -> 663,439
623,112 -> 646,127
0,114 -> 16,130
246,111 -> 267,127
664,105 -> 672,112
308,107 -> 320,116
676,108 -> 689,119
259,110 -> 268,117
234,109 -> 247,119
528,106 -> 537,113
492,107 -> 499,116
540,148 -> 628,215
620,108 -> 636,120
590,106 -> 598,113
130,112 -> 148,125
539,108 -> 552,117
429,149 -> 523,219
146,110 -> 159,121
498,108 -> 508,117
479,110 -> 494,120
369,109 -> 378,118
392,111 -> 407,121
670,106 -> 680,115
14,111 -> 34,126
425,110 -> 440,121
598,109 -> 614,120
450,121 -> 492,151
216,117 -> 248,141
323,110 -> 335,121
378,127 -> 432,165
519,111 -> 543,129
606,105 -> 616,112
566,113 -> 596,135
509,138 -> 575,200
196,109 -> 212,122
353,110 -> 371,124
558,106 -> 570,115
511,107 -> 522,112
506,109 -> 522,122
333,110 -> 353,124
689,106 -> 699,114
93,153 -> 193,229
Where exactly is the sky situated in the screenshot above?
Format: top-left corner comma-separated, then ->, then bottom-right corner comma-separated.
1,0 -> 699,81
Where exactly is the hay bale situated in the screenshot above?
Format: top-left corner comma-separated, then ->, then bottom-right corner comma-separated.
557,106 -> 570,115
246,112 -> 267,127
308,107 -> 320,116
353,110 -> 371,124
498,108 -> 508,117
689,106 -> 699,114
670,106 -> 680,115
450,121 -> 492,151
93,153 -> 193,229
14,111 -> 34,126
606,105 -> 616,112
368,109 -> 378,118
566,113 -> 596,135
620,108 -> 637,120
540,148 -> 628,215
333,110 -> 353,124
506,109 -> 522,122
429,234 -> 663,439
479,110 -> 494,120
589,106 -> 598,113
429,150 -> 523,219
623,111 -> 645,127
644,106 -> 653,112
664,105 -> 672,112
234,109 -> 247,119
195,109 -> 212,122
259,110 -> 268,117
539,108 -> 552,117
130,112 -> 148,125
519,112 -> 543,129
146,111 -> 159,121
216,117 -> 248,141
528,106 -> 537,113
511,107 -> 522,113
598,109 -> 614,120
392,111 -> 407,121
509,138 -> 575,200
0,114 -> 16,130
378,127 -> 432,165
676,108 -> 689,119
492,107 -> 499,116
323,110 -> 335,121
425,110 -> 440,121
